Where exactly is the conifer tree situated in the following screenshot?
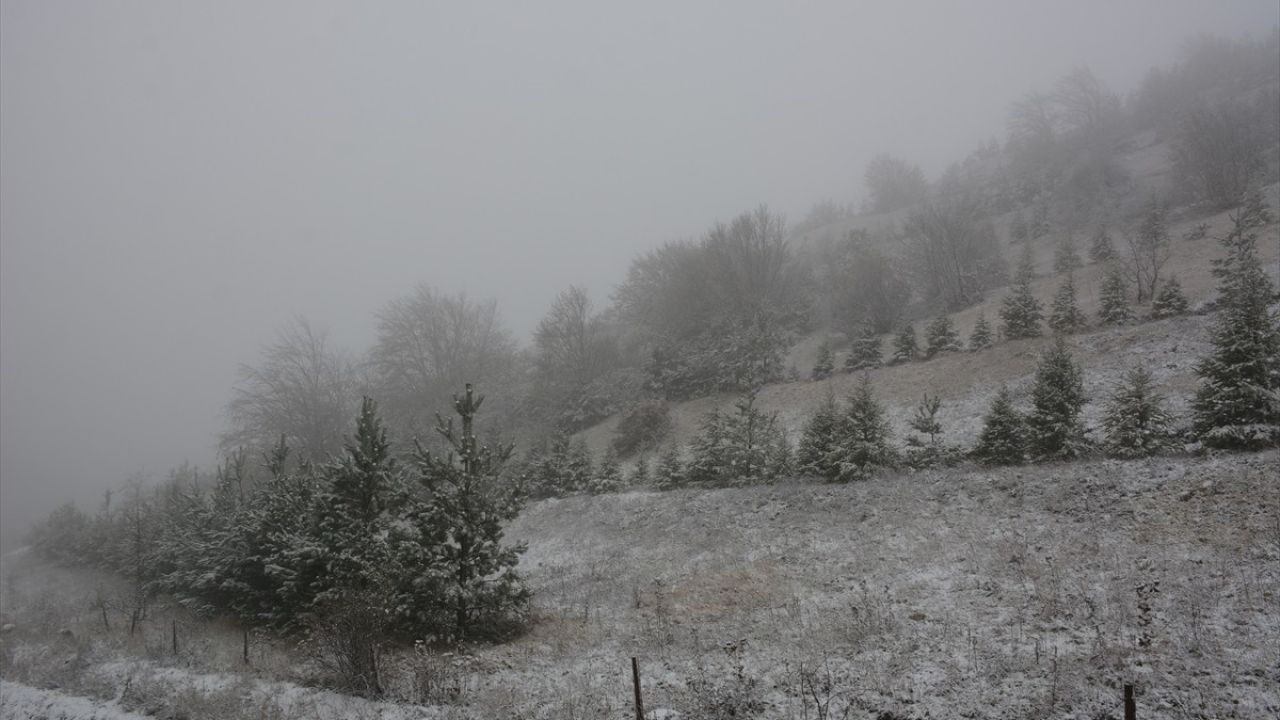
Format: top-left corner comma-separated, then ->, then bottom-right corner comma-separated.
924,315 -> 962,358
972,386 -> 1026,465
831,374 -> 895,481
797,392 -> 841,479
1097,265 -> 1134,325
811,341 -> 834,380
408,384 -> 530,641
969,311 -> 994,351
1102,366 -> 1176,458
1026,337 -> 1089,460
1000,274 -> 1043,340
688,390 -> 786,486
1150,276 -> 1190,318
845,323 -> 882,371
905,393 -> 950,468
1048,274 -> 1087,334
629,454 -> 651,486
1192,193 -> 1280,449
318,397 -> 402,599
654,444 -> 685,490
591,448 -> 624,494
891,323 -> 919,363
566,439 -> 594,493
1089,224 -> 1115,263
1053,235 -> 1083,274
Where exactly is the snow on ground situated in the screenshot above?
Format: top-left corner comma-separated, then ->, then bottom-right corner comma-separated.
0,680 -> 149,720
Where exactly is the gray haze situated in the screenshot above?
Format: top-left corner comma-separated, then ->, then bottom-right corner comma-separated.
1,0 -> 1276,548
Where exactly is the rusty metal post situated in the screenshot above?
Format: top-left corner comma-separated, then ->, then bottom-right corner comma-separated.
631,657 -> 645,720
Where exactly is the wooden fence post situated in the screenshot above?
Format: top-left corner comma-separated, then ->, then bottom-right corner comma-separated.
631,657 -> 645,720
1124,683 -> 1135,720
243,629 -> 250,665
171,619 -> 178,655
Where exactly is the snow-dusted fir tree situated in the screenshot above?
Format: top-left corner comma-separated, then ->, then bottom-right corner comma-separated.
1089,224 -> 1115,263
689,389 -> 787,486
591,447 -> 624,494
969,311 -> 994,350
845,323 -> 882,371
409,384 -> 529,641
1102,366 -> 1176,458
905,393 -> 951,468
317,397 -> 402,600
1048,274 -> 1087,334
797,391 -> 841,479
891,323 -> 919,363
1000,272 -> 1043,339
831,374 -> 895,481
1150,276 -> 1189,318
1053,235 -> 1083,274
811,341 -> 834,380
972,385 -> 1025,465
1097,265 -> 1134,325
1026,337 -> 1089,460
1192,193 -> 1280,449
924,315 -> 963,358
629,454 -> 651,486
566,440 -> 594,493
654,443 -> 685,490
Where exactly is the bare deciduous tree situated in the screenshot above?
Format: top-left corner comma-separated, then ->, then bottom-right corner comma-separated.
1123,201 -> 1173,304
904,198 -> 1006,310
223,316 -> 358,462
370,287 -> 516,440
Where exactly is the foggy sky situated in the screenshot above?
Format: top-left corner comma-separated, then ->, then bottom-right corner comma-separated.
2,0 -> 1276,548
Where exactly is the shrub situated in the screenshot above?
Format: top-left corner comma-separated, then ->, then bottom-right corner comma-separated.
612,400 -> 673,457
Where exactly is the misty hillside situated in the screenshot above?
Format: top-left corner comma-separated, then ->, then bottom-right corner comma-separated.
4,6 -> 1280,720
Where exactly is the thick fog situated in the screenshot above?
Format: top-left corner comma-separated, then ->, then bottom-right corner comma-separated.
1,0 -> 1275,549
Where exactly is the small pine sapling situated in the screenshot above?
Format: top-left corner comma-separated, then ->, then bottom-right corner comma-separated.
1102,366 -> 1177,458
797,392 -> 842,480
1000,275 -> 1044,340
1048,274 -> 1087,334
1026,337 -> 1089,460
924,315 -> 963,358
1088,224 -> 1115,263
1150,276 -> 1189,318
811,341 -> 834,380
1097,265 -> 1134,325
832,374 -> 895,481
969,311 -> 994,351
1053,235 -> 1083,275
891,323 -> 919,363
654,444 -> 686,490
845,324 -> 883,371
591,448 -> 625,494
973,385 -> 1026,465
905,393 -> 952,468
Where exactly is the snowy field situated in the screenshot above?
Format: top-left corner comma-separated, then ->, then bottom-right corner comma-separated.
3,450 -> 1277,719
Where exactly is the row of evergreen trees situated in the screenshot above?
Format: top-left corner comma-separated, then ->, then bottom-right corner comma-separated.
498,193 -> 1275,494
28,387 -> 530,649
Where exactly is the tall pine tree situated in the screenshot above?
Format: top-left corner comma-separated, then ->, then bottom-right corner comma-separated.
831,374 -> 895,481
1192,194 -> 1280,449
1000,276 -> 1044,340
1026,337 -> 1089,460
